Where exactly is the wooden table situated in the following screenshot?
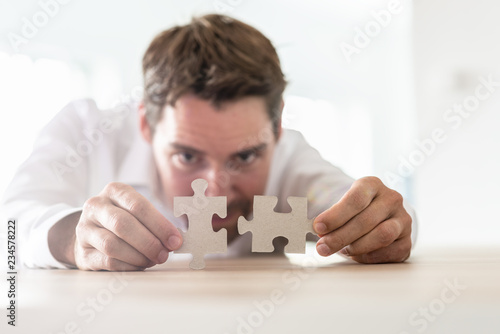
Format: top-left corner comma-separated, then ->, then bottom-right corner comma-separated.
3,245 -> 500,334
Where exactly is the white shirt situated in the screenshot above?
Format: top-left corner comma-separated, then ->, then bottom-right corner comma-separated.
0,99 -> 417,269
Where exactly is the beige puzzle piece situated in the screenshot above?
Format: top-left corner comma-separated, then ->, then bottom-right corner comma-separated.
237,196 -> 316,253
173,179 -> 227,269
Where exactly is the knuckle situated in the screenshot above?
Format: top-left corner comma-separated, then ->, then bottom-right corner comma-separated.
75,221 -> 85,237
74,248 -> 86,267
103,182 -> 129,196
100,235 -> 117,255
77,246 -> 89,256
328,232 -> 348,249
77,249 -> 95,270
402,210 -> 412,226
363,176 -> 381,185
107,211 -> 120,230
376,223 -> 397,246
75,222 -> 92,244
83,196 -> 101,213
142,237 -> 162,257
107,211 -> 127,236
349,190 -> 370,211
389,190 -> 404,206
345,244 -> 359,256
103,182 -> 119,194
103,256 -> 119,271
358,176 -> 382,190
128,200 -> 146,217
103,256 -> 113,270
356,212 -> 372,229
138,257 -> 154,268
349,178 -> 384,211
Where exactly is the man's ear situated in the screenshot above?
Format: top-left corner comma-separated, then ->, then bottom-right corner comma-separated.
139,102 -> 153,143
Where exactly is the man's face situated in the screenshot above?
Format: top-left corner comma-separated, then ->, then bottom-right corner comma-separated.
142,94 -> 280,242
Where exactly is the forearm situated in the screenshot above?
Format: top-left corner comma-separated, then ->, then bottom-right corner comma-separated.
48,211 -> 81,268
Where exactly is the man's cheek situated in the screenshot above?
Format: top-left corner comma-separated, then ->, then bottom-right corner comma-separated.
159,166 -> 194,199
171,176 -> 199,196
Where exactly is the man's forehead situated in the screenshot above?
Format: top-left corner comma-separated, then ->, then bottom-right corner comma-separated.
158,95 -> 273,152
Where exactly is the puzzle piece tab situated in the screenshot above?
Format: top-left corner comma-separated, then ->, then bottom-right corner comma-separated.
174,179 -> 227,269
237,196 -> 315,253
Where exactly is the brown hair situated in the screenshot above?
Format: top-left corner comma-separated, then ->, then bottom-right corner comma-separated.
142,14 -> 287,136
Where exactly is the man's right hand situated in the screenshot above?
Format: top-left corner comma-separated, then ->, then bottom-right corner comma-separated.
72,182 -> 182,271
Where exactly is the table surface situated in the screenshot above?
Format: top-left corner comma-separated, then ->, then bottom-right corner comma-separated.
2,245 -> 500,334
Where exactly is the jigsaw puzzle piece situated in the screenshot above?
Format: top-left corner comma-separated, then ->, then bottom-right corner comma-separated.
237,196 -> 283,252
176,228 -> 227,269
238,195 -> 315,254
282,197 -> 315,253
173,179 -> 227,269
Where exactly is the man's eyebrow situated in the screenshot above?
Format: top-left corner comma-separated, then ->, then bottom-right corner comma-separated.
231,143 -> 268,158
169,142 -> 268,157
169,143 -> 205,155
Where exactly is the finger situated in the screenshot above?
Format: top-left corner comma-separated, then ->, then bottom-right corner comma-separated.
342,214 -> 411,257
102,183 -> 182,250
313,177 -> 381,235
315,196 -> 395,256
86,226 -> 157,268
84,196 -> 170,264
93,202 -> 171,264
76,248 -> 148,271
349,236 -> 412,264
75,221 -> 156,268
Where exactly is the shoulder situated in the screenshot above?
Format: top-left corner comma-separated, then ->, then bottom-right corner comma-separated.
41,99 -> 139,141
274,128 -> 318,161
56,98 -> 136,127
275,128 -> 307,151
279,128 -> 307,144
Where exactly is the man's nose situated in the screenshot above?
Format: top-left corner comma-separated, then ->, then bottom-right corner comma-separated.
203,166 -> 233,198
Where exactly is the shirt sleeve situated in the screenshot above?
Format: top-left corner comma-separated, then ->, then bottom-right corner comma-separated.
20,204 -> 82,269
0,101 -> 93,269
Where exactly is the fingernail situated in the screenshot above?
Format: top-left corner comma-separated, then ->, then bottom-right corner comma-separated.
167,235 -> 182,250
314,222 -> 327,235
157,249 -> 169,263
317,243 -> 332,257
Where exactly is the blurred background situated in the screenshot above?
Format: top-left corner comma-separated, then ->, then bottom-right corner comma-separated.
0,0 -> 498,247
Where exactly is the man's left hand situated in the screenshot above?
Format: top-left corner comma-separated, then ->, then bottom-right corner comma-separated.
314,176 -> 412,263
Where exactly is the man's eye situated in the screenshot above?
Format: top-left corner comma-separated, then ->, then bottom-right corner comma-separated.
235,151 -> 257,164
177,152 -> 198,165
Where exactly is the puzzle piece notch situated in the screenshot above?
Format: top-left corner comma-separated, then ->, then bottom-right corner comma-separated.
238,195 -> 316,254
174,179 -> 227,269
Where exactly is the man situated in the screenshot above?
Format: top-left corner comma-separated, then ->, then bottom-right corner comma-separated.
1,14 -> 415,271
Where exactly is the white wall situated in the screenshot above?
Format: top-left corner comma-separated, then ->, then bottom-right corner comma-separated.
413,0 -> 500,245
0,0 -> 416,199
